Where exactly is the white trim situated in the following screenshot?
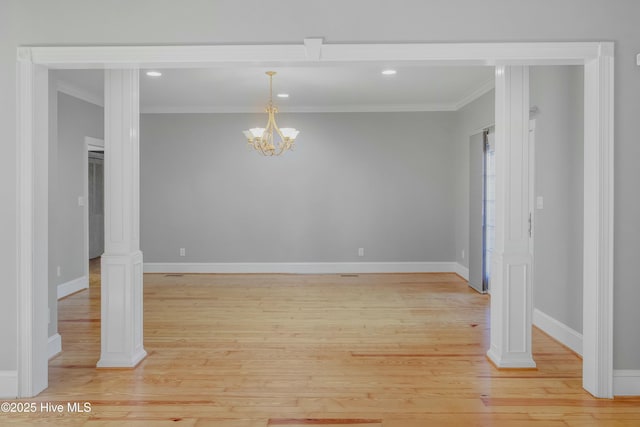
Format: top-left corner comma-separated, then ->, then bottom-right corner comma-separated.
24,43 -> 600,69
85,136 -> 104,150
533,309 -> 583,356
453,263 -> 469,280
469,123 -> 495,138
97,351 -> 147,368
15,40 -> 615,398
144,261 -> 460,275
57,276 -> 88,299
16,52 -> 36,400
97,70 -> 146,368
613,370 -> 640,396
582,51 -> 615,398
304,38 -> 323,61
140,103 -> 460,114
319,42 -> 600,65
454,79 -> 495,110
47,334 -> 61,359
17,60 -> 49,398
487,65 -> 536,370
488,355 -> 536,369
57,80 -> 103,107
0,371 -> 18,399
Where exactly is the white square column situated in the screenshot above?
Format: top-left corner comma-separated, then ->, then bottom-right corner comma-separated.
487,66 -> 536,369
97,69 -> 147,368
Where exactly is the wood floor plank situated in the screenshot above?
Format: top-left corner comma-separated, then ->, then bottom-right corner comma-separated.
268,419 -> 382,426
4,259 -> 638,425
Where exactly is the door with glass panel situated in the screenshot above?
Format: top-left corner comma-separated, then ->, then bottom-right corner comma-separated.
483,129 -> 495,292
468,128 -> 495,293
88,151 -> 105,259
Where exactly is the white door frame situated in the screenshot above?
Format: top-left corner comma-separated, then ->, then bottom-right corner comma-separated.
15,41 -> 614,397
528,119 -> 536,296
84,137 -> 105,275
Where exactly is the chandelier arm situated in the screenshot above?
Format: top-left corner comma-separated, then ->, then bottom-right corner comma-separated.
268,104 -> 294,155
272,117 -> 286,141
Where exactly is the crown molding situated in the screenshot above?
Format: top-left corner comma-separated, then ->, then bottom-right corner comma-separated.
140,103 -> 459,114
57,80 -> 103,107
454,79 -> 495,110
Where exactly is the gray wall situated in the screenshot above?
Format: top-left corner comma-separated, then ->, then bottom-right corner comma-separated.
55,93 -> 104,283
453,90 -> 495,270
531,66 -> 584,333
141,112 -> 456,263
2,0 -> 640,371
50,91 -> 104,337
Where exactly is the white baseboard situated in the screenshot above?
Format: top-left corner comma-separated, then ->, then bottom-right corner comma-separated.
48,333 -> 62,359
0,370 -> 18,399
57,275 -> 88,299
533,308 -> 583,356
454,263 -> 469,280
144,261 -> 460,275
614,370 -> 640,396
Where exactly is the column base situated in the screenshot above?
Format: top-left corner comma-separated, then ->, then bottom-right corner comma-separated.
97,348 -> 147,369
487,348 -> 537,369
99,251 -> 146,368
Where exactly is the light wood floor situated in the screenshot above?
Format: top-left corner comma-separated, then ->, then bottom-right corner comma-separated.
8,262 -> 640,426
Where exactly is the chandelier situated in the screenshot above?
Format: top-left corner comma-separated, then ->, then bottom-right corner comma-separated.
242,71 -> 299,156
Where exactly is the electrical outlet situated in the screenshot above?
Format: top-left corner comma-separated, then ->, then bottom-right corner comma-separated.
57,266 -> 61,277
358,248 -> 364,257
462,250 -> 465,259
179,248 -> 186,257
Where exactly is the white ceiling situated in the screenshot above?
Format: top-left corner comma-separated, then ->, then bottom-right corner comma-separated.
54,65 -> 494,113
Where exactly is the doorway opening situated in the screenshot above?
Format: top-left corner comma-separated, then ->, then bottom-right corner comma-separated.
15,41 -> 615,399
482,128 -> 496,293
87,149 -> 104,262
468,127 -> 495,295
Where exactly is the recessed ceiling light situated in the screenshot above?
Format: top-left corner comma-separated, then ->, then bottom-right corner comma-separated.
381,69 -> 397,75
277,93 -> 289,98
146,71 -> 162,77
